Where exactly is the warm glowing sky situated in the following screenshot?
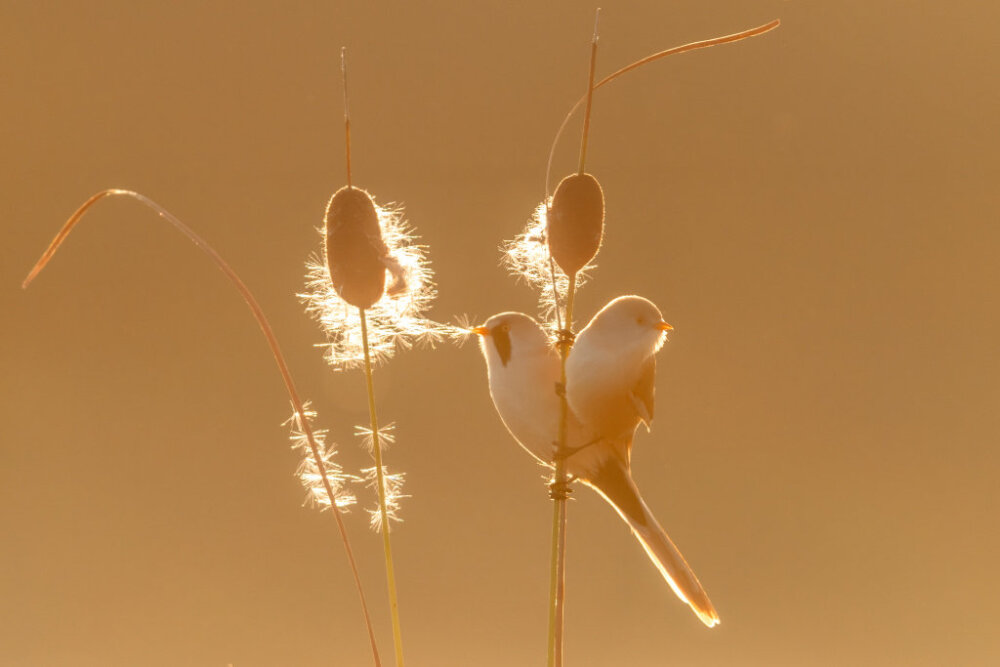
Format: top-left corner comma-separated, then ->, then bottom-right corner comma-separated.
3,2 -> 999,665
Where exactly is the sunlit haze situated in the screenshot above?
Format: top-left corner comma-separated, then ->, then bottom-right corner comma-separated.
4,2 -> 999,665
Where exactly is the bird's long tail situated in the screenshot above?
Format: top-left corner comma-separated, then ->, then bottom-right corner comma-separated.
584,456 -> 720,627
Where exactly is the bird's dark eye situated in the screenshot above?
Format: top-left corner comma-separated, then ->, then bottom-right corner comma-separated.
636,317 -> 644,325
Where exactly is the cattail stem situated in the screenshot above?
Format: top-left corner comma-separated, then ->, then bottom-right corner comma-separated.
577,8 -> 600,175
359,308 -> 405,667
341,47 -> 353,189
22,190 -> 382,667
546,491 -> 567,667
548,273 -> 577,667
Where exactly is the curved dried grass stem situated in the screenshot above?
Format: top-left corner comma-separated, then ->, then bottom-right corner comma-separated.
545,18 -> 782,198
22,189 -> 382,667
359,308 -> 406,667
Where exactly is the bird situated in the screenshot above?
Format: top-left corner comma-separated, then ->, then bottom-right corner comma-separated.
473,299 -> 719,628
566,294 -> 671,451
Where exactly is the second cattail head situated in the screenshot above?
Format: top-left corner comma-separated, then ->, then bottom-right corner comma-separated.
547,172 -> 605,277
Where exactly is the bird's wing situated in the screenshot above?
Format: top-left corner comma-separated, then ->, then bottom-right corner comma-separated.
629,354 -> 656,430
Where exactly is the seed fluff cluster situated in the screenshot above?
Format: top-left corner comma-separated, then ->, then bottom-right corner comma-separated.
362,463 -> 408,532
352,425 -> 407,530
286,404 -> 358,511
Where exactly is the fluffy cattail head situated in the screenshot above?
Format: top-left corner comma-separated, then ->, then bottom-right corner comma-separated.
547,172 -> 605,276
303,195 -> 453,369
325,185 -> 389,309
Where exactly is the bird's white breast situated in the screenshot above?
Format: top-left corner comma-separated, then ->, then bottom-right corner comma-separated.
487,347 -> 564,463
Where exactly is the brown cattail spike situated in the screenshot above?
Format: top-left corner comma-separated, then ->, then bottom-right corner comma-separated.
325,185 -> 389,309
547,172 -> 605,276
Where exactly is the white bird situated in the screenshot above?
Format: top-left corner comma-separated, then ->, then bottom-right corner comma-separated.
473,311 -> 580,465
473,299 -> 719,628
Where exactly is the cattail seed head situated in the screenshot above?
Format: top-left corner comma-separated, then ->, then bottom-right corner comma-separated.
325,185 -> 389,309
303,194 -> 450,369
547,172 -> 605,277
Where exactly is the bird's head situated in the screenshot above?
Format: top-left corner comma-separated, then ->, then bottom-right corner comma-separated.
589,295 -> 673,355
471,311 -> 551,370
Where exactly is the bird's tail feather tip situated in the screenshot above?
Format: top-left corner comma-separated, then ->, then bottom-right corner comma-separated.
698,609 -> 721,628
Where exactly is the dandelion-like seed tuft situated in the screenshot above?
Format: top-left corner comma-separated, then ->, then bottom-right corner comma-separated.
354,422 -> 397,454
286,404 -> 358,511
451,313 -> 482,347
362,465 -> 408,532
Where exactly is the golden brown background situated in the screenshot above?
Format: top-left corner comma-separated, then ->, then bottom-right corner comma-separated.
3,2 -> 998,665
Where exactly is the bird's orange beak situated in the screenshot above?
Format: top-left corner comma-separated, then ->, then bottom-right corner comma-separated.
470,326 -> 490,336
657,321 -> 674,331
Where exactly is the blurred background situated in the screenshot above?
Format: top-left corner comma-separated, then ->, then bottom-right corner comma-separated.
3,1 -> 998,665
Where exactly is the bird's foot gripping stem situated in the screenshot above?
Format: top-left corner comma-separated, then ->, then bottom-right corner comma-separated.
548,477 -> 574,501
555,328 -> 576,351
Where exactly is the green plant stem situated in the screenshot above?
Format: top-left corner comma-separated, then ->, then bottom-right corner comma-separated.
359,308 -> 405,667
548,274 -> 577,667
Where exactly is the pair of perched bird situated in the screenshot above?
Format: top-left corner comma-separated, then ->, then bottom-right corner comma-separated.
473,295 -> 719,628
321,179 -> 718,626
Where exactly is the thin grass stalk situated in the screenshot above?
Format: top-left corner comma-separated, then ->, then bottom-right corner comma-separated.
22,190 -> 382,667
359,308 -> 405,667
